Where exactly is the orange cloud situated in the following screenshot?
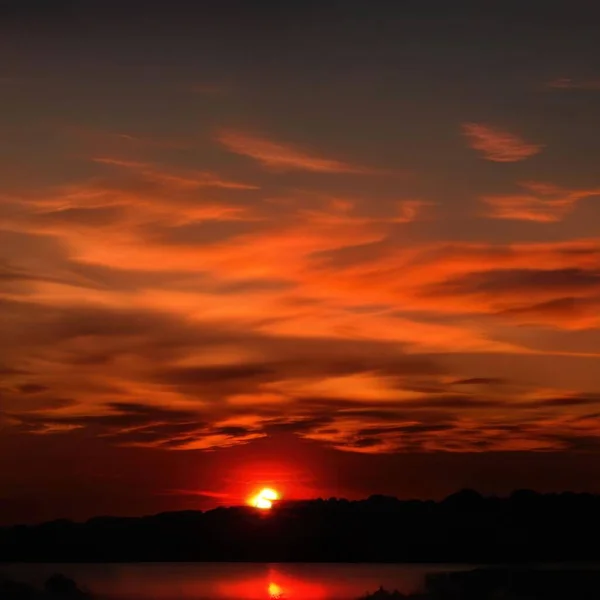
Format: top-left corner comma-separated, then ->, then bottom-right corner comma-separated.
462,123 -> 543,162
3,156 -> 261,233
298,197 -> 431,228
3,148 -> 600,459
216,129 -> 382,174
482,181 -> 600,222
65,126 -> 193,150
297,237 -> 600,331
93,157 -> 259,190
500,297 -> 600,330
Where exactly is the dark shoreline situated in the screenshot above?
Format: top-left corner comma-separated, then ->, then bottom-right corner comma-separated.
3,491 -> 600,563
1,559 -> 598,564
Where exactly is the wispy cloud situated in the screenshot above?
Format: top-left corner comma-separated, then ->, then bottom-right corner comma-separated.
216,129 -> 382,174
65,126 -> 192,150
161,489 -> 233,499
2,125 -> 600,461
482,181 -> 600,222
547,77 -> 600,91
4,174 -> 259,234
462,123 -> 543,162
306,237 -> 600,330
93,157 -> 259,190
392,200 -> 434,223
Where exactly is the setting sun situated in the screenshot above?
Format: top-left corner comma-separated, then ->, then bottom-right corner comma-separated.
249,487 -> 280,510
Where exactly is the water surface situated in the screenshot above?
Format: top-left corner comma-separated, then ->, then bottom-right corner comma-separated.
1,562 -> 477,599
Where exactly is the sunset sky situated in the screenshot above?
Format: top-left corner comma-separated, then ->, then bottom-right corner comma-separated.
2,0 -> 600,523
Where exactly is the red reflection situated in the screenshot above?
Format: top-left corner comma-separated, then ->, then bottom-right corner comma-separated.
268,581 -> 284,598
219,567 -> 327,599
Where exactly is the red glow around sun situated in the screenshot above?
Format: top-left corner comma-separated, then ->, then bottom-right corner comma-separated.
249,487 -> 280,510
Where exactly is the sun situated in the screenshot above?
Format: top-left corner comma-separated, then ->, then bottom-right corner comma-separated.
249,487 -> 280,510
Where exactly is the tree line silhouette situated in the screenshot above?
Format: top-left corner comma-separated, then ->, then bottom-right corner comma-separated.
2,489 -> 600,563
360,568 -> 600,600
0,573 -> 90,599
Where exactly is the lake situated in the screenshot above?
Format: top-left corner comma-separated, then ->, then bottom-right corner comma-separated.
0,562 -> 478,599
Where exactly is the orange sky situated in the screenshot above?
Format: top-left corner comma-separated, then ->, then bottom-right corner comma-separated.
1,0 -> 600,522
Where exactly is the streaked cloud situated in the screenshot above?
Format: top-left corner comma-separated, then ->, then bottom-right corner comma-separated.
93,157 -> 260,190
3,159 -> 600,455
0,116 -> 598,462
65,126 -> 193,150
413,261 -> 600,330
548,77 -> 600,91
462,123 -> 543,162
216,129 -> 383,174
482,181 -> 600,222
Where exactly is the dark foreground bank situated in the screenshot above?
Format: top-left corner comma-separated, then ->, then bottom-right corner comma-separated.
0,573 -> 91,599
361,568 -> 600,598
3,490 -> 600,563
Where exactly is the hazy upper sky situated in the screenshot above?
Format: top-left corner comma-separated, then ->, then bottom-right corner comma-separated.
1,0 -> 600,523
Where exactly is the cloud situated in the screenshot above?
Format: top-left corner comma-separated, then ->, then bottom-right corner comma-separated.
462,123 -> 543,162
17,384 -> 49,394
482,181 -> 600,222
292,236 -> 600,336
499,297 -> 600,329
531,394 -> 600,408
301,399 -> 600,453
12,402 -> 221,449
93,157 -> 260,190
452,378 -> 507,386
392,200 -> 434,223
161,489 -> 233,503
417,263 -> 600,329
2,145 -> 600,458
215,129 -> 382,174
437,268 -> 600,296
2,162 -> 261,240
65,126 -> 193,151
547,77 -> 600,91
10,376 -> 600,454
0,292 -> 545,453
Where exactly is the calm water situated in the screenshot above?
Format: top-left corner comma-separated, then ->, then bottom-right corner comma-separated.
0,562 -> 477,599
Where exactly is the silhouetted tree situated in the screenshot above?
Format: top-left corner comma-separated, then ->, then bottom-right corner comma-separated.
2,490 -> 600,563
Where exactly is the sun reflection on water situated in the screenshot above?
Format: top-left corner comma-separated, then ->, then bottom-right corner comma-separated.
218,566 -> 327,599
268,581 -> 284,598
